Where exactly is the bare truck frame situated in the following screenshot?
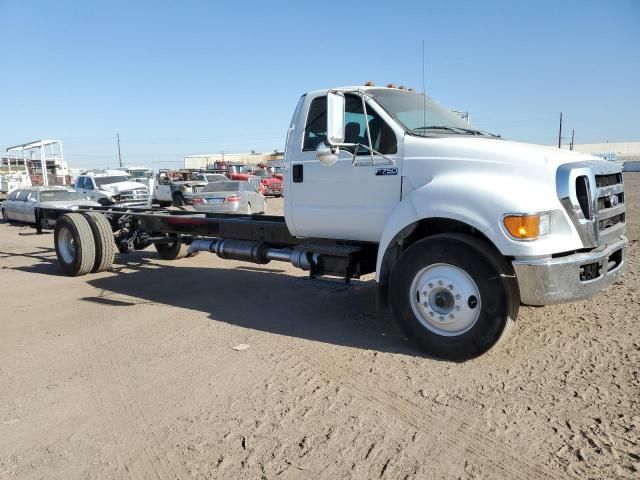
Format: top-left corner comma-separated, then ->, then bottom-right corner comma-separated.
35,205 -> 377,282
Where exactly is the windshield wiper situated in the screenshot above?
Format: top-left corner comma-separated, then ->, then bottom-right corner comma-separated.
412,125 -> 500,138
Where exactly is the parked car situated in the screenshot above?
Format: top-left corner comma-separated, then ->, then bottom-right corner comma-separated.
197,173 -> 230,183
75,170 -> 150,207
153,170 -> 208,206
1,187 -> 100,224
191,181 -> 266,214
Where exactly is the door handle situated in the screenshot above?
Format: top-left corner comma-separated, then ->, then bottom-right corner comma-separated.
292,164 -> 303,183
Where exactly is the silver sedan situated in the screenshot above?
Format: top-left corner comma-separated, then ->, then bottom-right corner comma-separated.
192,181 -> 266,214
1,187 -> 100,224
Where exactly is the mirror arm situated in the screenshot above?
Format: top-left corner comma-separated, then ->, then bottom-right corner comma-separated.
347,143 -> 396,166
360,94 -> 375,165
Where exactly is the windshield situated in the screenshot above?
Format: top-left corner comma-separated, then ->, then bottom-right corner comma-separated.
128,170 -> 150,179
203,181 -> 241,193
40,190 -> 85,201
94,176 -> 129,187
205,174 -> 228,182
252,170 -> 269,178
369,88 -> 477,135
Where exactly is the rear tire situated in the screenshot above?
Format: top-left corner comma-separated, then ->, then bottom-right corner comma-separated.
389,234 -> 519,361
54,213 -> 96,276
155,237 -> 188,260
82,212 -> 116,273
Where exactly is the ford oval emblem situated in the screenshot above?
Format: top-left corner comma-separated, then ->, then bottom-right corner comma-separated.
610,194 -> 619,207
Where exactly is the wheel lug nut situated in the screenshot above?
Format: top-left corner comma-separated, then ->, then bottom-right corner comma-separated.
422,302 -> 428,307
438,280 -> 443,286
429,311 -> 434,316
449,314 -> 454,319
448,284 -> 454,290
439,315 -> 444,321
428,283 -> 433,288
456,306 -> 461,311
455,294 -> 461,300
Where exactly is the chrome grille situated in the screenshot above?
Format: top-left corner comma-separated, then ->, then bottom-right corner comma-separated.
557,161 -> 626,248
594,173 -> 625,244
249,178 -> 261,191
118,187 -> 150,205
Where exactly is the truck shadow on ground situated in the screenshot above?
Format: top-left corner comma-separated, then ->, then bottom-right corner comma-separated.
80,253 -> 421,356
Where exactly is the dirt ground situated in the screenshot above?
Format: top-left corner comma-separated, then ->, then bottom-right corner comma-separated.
0,175 -> 638,480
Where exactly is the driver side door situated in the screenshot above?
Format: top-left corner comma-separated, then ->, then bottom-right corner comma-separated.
288,93 -> 403,242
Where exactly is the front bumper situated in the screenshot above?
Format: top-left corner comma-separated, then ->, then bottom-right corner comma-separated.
512,236 -> 627,305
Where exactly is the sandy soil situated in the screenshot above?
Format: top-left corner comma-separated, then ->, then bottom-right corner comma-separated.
0,175 -> 638,479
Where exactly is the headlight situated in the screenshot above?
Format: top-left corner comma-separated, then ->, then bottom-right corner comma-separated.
503,213 -> 551,240
180,185 -> 188,192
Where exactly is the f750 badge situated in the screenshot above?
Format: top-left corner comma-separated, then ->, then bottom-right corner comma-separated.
375,167 -> 398,176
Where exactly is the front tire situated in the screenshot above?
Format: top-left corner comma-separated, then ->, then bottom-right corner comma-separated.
155,237 -> 188,260
389,234 -> 519,361
54,213 -> 96,276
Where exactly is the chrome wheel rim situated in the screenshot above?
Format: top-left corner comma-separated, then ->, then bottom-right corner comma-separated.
409,263 -> 481,336
58,227 -> 76,264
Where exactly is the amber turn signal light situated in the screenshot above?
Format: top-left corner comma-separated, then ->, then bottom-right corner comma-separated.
503,215 -> 540,240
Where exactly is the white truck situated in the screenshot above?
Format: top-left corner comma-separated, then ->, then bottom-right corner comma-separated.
36,85 -> 627,361
74,170 -> 150,207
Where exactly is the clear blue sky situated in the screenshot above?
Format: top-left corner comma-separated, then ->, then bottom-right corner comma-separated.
1,0 -> 638,170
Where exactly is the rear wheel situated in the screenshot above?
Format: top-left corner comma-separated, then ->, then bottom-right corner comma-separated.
82,212 -> 116,273
389,234 -> 518,361
155,237 -> 188,260
54,213 -> 96,276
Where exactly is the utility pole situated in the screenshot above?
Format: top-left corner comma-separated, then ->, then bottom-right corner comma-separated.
117,133 -> 123,168
570,129 -> 575,151
558,112 -> 563,148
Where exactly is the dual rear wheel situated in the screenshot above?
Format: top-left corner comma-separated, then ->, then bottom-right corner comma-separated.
54,213 -> 116,276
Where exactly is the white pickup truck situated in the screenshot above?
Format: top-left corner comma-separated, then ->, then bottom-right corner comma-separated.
38,85 -> 627,361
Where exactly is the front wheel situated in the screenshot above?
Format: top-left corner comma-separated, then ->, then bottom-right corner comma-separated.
389,234 -> 519,361
155,237 -> 188,260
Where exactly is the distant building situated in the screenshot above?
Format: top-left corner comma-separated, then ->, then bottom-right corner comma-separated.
561,142 -> 640,162
184,151 -> 284,170
561,142 -> 640,172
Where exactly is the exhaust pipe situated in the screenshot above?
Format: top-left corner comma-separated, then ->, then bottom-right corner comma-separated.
188,239 -> 314,271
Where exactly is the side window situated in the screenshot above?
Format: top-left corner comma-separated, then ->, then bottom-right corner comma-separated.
302,94 -> 397,155
344,94 -> 397,155
27,192 -> 39,202
8,190 -> 18,201
85,178 -> 94,189
76,177 -> 85,189
302,97 -> 327,151
15,191 -> 27,201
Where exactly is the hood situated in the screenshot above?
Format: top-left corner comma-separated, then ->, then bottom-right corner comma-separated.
99,181 -> 149,193
174,181 -> 208,188
403,136 -> 606,185
37,200 -> 102,208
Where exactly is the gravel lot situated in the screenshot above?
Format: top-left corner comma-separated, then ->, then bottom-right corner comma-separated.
0,176 -> 638,479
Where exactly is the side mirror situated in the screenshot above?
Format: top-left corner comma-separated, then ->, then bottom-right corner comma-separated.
326,91 -> 345,146
316,142 -> 338,166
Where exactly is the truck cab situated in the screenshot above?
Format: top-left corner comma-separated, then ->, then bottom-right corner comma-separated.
281,85 -> 626,358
